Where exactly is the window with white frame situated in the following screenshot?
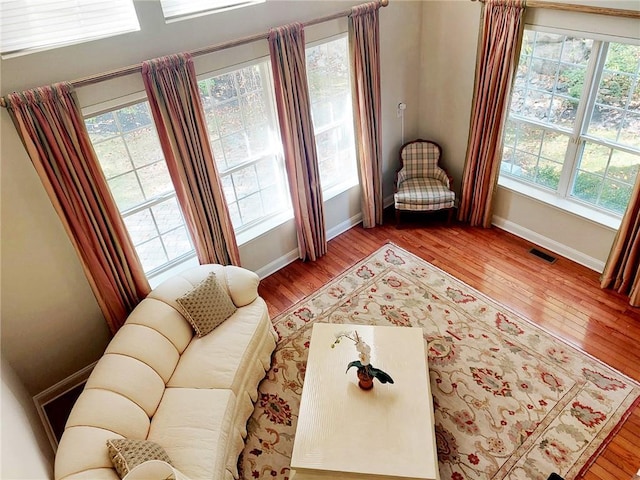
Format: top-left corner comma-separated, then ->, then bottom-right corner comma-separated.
0,0 -> 140,58
306,36 -> 359,196
500,28 -> 640,218
159,0 -> 264,22
85,102 -> 196,277
198,61 -> 291,237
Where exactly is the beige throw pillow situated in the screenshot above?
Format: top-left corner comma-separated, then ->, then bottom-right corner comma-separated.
106,439 -> 172,479
176,272 -> 237,337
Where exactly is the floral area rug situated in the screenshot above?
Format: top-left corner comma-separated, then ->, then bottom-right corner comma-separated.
238,244 -> 640,480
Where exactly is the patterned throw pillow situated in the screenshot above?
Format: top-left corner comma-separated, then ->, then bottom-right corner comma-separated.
106,439 -> 172,479
176,272 -> 237,337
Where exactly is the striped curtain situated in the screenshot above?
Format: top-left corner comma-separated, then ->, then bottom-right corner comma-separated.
458,0 -> 526,227
350,1 -> 384,228
601,175 -> 640,306
269,23 -> 327,261
142,53 -> 240,266
5,83 -> 150,334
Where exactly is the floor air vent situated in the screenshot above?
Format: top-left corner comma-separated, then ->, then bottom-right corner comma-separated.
529,248 -> 557,264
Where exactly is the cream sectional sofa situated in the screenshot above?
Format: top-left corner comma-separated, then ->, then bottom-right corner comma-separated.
54,264 -> 277,480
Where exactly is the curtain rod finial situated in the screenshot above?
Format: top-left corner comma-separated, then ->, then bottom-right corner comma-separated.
380,0 -> 389,7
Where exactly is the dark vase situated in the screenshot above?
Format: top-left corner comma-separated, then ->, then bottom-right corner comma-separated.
357,367 -> 374,390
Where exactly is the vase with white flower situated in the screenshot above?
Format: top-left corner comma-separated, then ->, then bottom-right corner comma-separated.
331,330 -> 394,390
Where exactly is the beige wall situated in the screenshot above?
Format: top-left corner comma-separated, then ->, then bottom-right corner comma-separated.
1,110 -> 112,397
418,0 -> 481,194
1,357 -> 54,479
418,0 -> 638,271
0,1 -> 423,397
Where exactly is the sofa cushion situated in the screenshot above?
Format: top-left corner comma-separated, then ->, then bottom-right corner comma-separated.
122,460 -> 191,480
85,353 -> 165,417
106,439 -> 172,479
167,298 -> 273,395
55,427 -> 121,480
125,298 -> 193,355
147,388 -> 236,480
65,389 -> 150,440
176,272 -> 237,337
106,324 -> 180,383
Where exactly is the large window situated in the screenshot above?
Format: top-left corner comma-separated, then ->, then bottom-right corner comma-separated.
306,36 -> 359,196
198,61 -> 291,236
85,102 -> 195,277
1,0 -> 140,58
500,28 -> 640,218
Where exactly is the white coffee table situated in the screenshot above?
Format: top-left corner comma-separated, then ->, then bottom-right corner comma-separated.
290,323 -> 439,480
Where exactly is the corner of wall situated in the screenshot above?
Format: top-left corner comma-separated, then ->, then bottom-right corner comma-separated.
415,0 -> 481,193
1,356 -> 54,480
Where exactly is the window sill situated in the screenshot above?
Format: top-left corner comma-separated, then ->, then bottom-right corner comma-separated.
497,176 -> 621,231
236,210 -> 294,246
146,210 -> 294,288
235,180 -> 359,246
148,180 -> 359,284
323,178 -> 360,202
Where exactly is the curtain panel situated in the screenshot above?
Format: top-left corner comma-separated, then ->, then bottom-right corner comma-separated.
268,23 -> 327,261
5,83 -> 150,334
601,175 -> 640,306
458,0 -> 526,227
349,1 -> 384,228
142,53 -> 240,266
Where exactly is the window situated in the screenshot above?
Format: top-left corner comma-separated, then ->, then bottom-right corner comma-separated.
198,61 -> 291,237
306,36 -> 359,196
85,102 -> 196,277
159,0 -> 264,22
500,28 -> 640,218
0,0 -> 140,58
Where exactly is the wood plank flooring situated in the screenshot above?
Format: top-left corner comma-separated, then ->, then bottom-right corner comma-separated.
257,213 -> 639,480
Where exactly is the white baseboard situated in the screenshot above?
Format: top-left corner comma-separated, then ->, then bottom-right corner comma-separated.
256,212 -> 364,279
327,212 -> 363,240
255,249 -> 300,279
492,216 -> 605,273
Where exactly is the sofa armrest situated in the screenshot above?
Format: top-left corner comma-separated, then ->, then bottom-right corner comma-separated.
222,265 -> 259,307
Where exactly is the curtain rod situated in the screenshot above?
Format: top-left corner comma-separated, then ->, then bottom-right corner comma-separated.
472,0 -> 640,19
0,0 -> 389,108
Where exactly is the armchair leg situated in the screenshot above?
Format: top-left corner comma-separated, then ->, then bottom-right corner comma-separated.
447,208 -> 454,224
395,209 -> 401,228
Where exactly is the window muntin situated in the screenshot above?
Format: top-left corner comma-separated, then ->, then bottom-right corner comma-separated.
510,31 -> 593,130
85,102 -> 195,276
0,0 -> 140,58
587,43 -> 640,147
500,28 -> 640,217
501,120 -> 570,191
198,62 -> 291,233
306,36 -> 359,195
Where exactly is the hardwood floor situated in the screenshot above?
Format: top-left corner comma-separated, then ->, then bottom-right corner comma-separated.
257,212 -> 640,480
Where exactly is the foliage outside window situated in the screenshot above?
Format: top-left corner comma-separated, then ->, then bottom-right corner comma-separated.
500,28 -> 640,216
306,36 -> 359,195
198,61 -> 291,234
85,102 -> 195,276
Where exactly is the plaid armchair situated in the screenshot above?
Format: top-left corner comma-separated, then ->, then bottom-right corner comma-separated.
394,139 -> 455,225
